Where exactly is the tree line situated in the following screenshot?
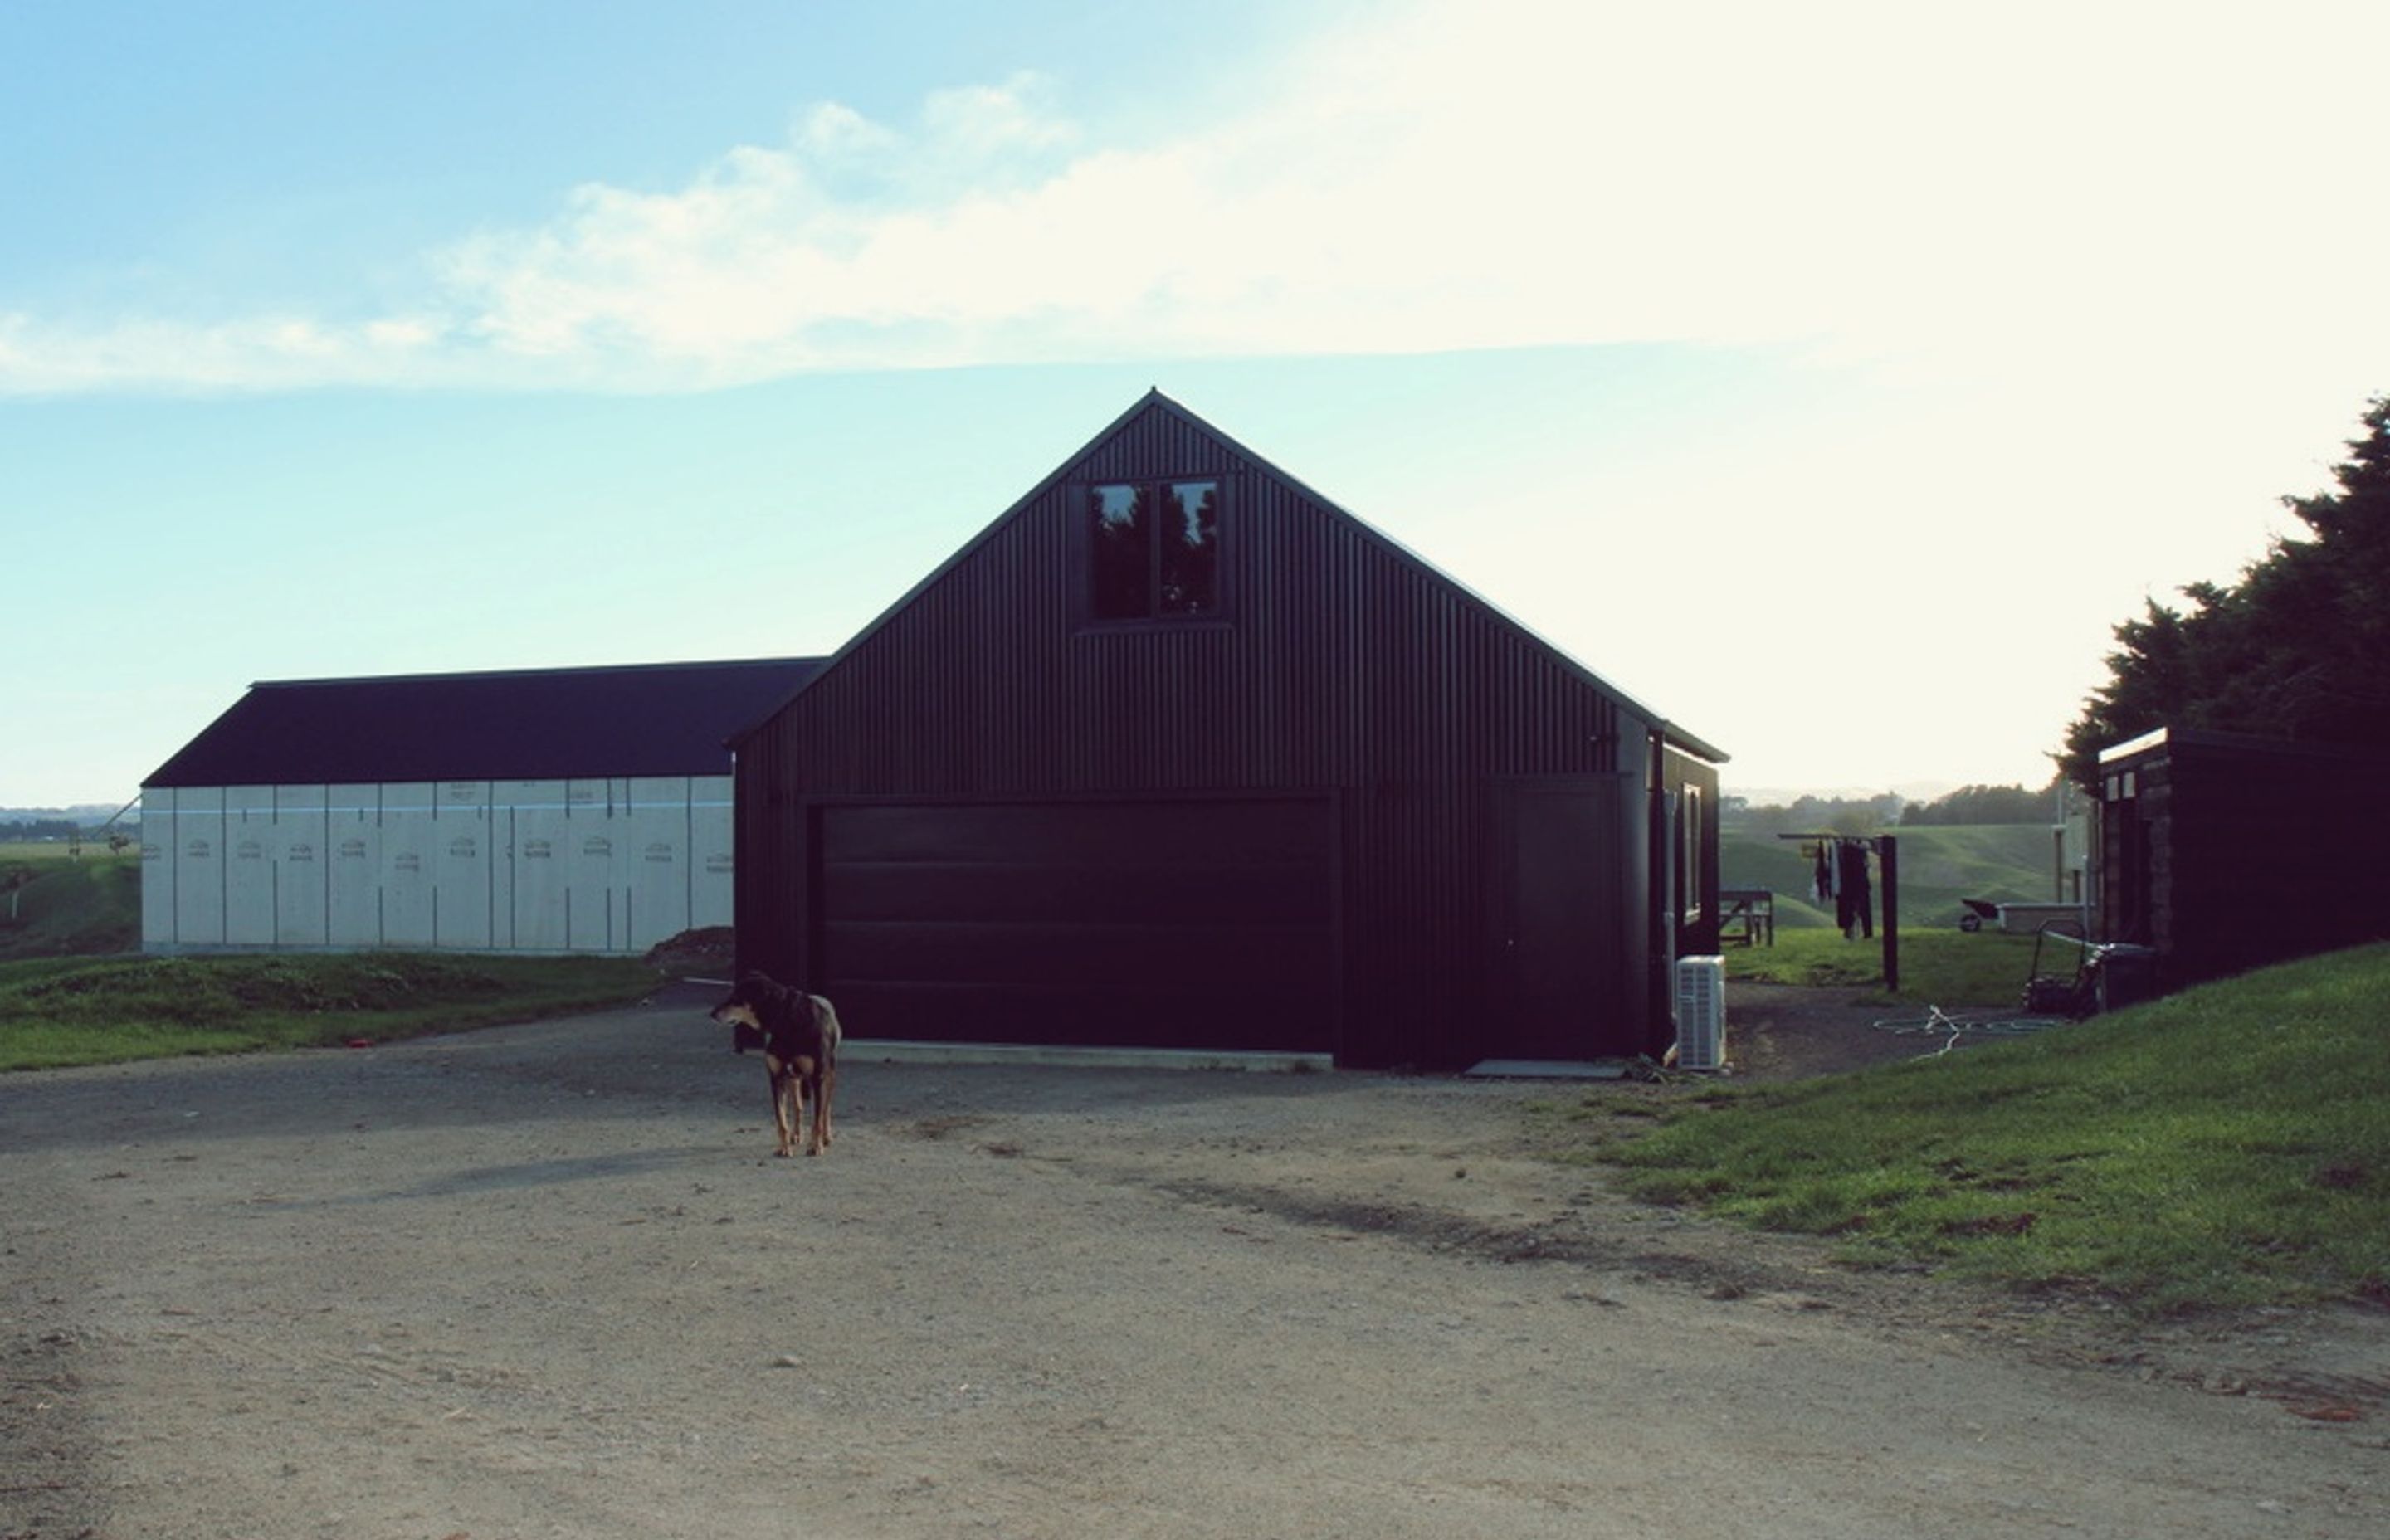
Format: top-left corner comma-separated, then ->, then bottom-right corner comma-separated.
0,819 -> 87,843
2061,395 -> 2390,787
1729,391 -> 2385,839
1723,783 -> 2061,836
1897,783 -> 2061,826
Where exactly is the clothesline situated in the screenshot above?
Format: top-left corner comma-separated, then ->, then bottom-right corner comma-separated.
1811,836 -> 1876,940
1773,832 -> 1904,989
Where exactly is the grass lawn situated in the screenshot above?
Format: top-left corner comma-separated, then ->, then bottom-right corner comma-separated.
1721,928 -> 2057,1006
1551,943 -> 2390,1312
0,953 -> 661,1070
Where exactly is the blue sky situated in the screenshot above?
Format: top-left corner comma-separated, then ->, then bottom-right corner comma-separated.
4,0 -> 2385,808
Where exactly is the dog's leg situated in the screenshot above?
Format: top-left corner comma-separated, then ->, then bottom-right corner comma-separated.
768,1060 -> 796,1157
815,1062 -> 835,1153
781,1052 -> 827,1157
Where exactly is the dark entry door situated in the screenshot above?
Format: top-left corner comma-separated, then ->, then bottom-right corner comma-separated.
813,796 -> 1335,1052
1492,777 -> 1649,1061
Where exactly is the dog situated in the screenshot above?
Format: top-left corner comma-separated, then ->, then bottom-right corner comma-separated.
710,972 -> 841,1157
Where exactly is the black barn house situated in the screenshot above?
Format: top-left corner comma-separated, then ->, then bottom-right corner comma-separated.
731,392 -> 1725,1070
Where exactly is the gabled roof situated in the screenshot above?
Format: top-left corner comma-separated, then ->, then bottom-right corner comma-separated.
734,389 -> 1726,763
145,659 -> 823,788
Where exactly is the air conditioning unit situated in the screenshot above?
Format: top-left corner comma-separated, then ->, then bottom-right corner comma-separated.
1674,955 -> 1726,1071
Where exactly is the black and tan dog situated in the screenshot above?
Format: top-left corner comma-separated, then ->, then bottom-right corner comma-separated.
710,972 -> 841,1157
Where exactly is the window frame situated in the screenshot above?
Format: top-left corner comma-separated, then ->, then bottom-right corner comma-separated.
1677,784 -> 1707,926
1075,475 -> 1231,630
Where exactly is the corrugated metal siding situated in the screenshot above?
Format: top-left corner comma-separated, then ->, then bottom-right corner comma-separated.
739,396 -> 1673,1067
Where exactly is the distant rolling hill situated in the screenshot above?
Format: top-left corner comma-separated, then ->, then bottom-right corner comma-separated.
1723,823 -> 2076,931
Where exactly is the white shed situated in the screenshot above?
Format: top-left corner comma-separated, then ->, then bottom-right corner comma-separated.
140,659 -> 818,957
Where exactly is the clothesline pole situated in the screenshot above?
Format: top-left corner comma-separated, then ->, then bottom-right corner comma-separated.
1880,835 -> 1900,992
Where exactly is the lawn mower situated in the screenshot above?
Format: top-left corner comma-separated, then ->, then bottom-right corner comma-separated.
2021,921 -> 2100,1016
2019,924 -> 2163,1016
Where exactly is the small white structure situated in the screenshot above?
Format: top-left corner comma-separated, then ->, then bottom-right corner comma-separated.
1673,954 -> 1727,1070
141,660 -> 817,957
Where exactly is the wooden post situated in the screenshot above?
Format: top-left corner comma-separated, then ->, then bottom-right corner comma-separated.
1880,834 -> 1900,992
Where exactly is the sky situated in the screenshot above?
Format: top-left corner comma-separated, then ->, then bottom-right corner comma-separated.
4,0 -> 2385,810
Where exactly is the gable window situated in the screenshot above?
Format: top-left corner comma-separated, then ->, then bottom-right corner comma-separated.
1088,480 -> 1221,621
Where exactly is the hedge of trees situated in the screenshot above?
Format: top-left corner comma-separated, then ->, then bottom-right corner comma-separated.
2060,396 -> 2390,788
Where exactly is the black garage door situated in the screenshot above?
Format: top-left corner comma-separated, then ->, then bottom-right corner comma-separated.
816,797 -> 1335,1052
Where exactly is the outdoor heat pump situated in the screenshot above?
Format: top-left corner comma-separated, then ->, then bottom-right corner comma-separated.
1674,955 -> 1726,1071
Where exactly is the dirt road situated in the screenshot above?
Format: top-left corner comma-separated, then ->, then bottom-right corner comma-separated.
6,986 -> 2385,1538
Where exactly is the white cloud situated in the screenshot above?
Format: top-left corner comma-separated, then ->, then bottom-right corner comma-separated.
1,0 -> 2383,397
0,309 -> 473,393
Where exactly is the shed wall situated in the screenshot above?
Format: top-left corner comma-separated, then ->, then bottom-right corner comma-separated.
142,777 -> 734,955
2097,733 -> 2390,986
735,399 -> 1682,1067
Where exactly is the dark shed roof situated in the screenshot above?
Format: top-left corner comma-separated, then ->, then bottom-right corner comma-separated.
145,659 -> 822,788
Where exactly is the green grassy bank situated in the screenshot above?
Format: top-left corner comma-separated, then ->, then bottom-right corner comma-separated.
0,851 -> 140,961
0,953 -> 660,1070
1557,943 -> 2390,1312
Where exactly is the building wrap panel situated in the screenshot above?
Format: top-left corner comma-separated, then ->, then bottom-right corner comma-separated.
172,787 -> 227,946
140,774 -> 737,956
221,786 -> 278,947
267,787 -> 331,947
436,782 -> 494,948
324,785 -> 382,947
138,788 -> 178,946
378,782 -> 437,948
564,779 -> 617,951
621,777 -> 706,949
505,781 -> 571,951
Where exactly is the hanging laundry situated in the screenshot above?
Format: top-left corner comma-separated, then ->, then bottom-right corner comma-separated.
1837,840 -> 1874,939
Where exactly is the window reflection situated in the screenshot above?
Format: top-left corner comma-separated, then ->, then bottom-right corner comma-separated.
1160,480 -> 1219,616
1089,484 -> 1150,621
1088,479 -> 1220,621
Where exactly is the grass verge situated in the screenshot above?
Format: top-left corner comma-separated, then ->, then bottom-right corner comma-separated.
1565,943 -> 2390,1313
0,854 -> 141,961
0,953 -> 661,1071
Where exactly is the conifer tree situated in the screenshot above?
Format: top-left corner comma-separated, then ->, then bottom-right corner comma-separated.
2062,397 -> 2390,785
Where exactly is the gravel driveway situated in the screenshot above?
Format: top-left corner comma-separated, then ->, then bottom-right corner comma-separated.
5,984 -> 2385,1538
